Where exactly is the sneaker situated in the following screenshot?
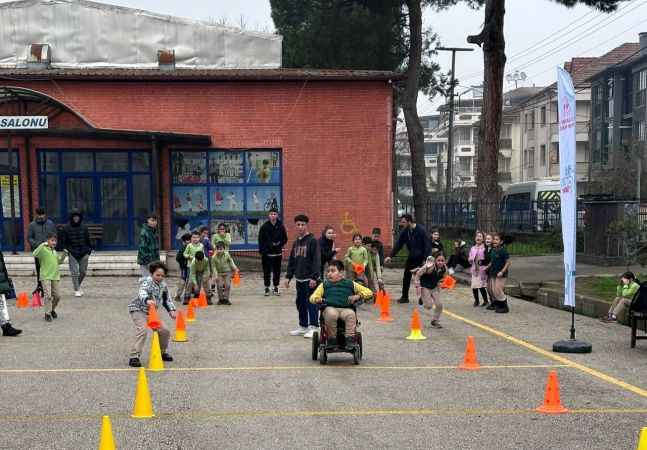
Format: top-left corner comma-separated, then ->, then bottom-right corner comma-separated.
74,291 -> 82,297
290,326 -> 308,336
264,288 -> 270,297
50,310 -> 58,319
44,313 -> 52,322
430,320 -> 443,329
448,268 -> 455,275
600,315 -> 617,323
222,299 -> 232,305
128,357 -> 142,367
161,352 -> 174,362
304,326 -> 317,339
1,323 -> 22,337
79,290 -> 84,296
397,297 -> 410,304
486,303 -> 496,311
273,286 -> 280,296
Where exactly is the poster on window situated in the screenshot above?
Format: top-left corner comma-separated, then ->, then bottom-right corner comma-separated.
211,219 -> 245,245
208,152 -> 244,184
0,175 -> 20,217
210,187 -> 244,216
172,217 -> 209,244
172,186 -> 208,217
246,187 -> 280,217
245,151 -> 280,184
172,152 -> 207,184
246,218 -> 262,244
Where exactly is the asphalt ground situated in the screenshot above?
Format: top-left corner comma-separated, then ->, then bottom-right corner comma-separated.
1,270 -> 647,450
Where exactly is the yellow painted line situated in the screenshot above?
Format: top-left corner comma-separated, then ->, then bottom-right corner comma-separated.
443,309 -> 647,399
3,407 -> 647,422
0,363 -> 569,374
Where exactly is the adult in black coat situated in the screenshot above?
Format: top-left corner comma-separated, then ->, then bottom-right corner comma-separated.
318,225 -> 339,277
258,208 -> 288,296
60,209 -> 92,296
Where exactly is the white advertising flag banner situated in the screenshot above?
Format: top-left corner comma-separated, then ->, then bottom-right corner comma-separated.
557,67 -> 577,308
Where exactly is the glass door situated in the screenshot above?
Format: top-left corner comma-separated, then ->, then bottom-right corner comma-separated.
64,176 -> 97,222
99,177 -> 129,248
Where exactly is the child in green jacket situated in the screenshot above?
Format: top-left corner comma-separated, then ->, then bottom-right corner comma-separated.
183,231 -> 204,264
33,233 -> 67,322
211,223 -> 232,251
602,272 -> 641,323
212,242 -> 239,305
187,251 -> 213,305
344,234 -> 369,284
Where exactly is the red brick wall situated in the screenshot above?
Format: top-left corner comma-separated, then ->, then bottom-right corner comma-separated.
4,80 -> 394,251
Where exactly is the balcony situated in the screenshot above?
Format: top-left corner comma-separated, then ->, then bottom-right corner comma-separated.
498,171 -> 512,182
550,123 -> 589,142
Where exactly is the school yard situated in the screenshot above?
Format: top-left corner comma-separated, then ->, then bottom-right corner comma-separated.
2,269 -> 647,450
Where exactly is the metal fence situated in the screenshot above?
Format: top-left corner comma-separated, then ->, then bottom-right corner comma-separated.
425,200 -> 586,232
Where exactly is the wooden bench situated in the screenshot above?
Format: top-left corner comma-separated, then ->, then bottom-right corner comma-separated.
630,311 -> 647,348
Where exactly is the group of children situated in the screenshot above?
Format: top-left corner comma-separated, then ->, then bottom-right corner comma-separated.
175,224 -> 239,306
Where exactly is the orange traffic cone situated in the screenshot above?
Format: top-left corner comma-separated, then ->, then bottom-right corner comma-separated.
536,370 -> 569,414
375,290 -> 384,308
197,289 -> 208,308
173,310 -> 188,342
16,292 -> 29,308
147,303 -> 161,330
378,291 -> 393,322
440,275 -> 457,290
186,300 -> 196,323
31,291 -> 43,308
406,309 -> 427,340
352,263 -> 365,275
232,271 -> 241,287
458,336 -> 481,370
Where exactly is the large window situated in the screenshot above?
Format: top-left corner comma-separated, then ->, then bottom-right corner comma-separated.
635,69 -> 647,107
170,149 -> 282,249
39,150 -> 152,249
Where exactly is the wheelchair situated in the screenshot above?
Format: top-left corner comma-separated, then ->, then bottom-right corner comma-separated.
311,303 -> 363,365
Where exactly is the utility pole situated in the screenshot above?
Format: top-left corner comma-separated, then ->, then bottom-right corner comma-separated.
438,47 -> 473,199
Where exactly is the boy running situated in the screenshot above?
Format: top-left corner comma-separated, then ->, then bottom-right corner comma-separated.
212,242 -> 238,305
33,233 -> 67,322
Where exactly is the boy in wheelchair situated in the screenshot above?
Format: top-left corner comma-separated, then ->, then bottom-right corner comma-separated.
309,260 -> 373,349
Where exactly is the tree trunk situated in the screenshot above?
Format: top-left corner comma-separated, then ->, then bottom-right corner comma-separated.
403,0 -> 429,226
468,0 -> 506,233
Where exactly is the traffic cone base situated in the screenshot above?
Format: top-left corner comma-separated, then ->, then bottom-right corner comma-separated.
536,370 -> 569,414
98,415 -> 116,450
636,427 -> 647,450
458,336 -> 481,370
148,331 -> 164,372
406,329 -> 427,340
131,367 -> 155,419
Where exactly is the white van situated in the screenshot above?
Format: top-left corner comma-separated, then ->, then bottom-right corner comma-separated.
501,181 -> 561,231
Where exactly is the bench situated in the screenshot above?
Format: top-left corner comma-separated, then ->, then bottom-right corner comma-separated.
630,311 -> 647,348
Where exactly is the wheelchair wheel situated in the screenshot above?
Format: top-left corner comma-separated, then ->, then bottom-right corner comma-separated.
311,331 -> 319,361
357,332 -> 363,360
319,347 -> 327,365
352,348 -> 360,365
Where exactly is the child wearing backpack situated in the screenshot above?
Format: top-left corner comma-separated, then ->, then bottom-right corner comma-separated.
175,233 -> 191,303
601,272 -> 640,323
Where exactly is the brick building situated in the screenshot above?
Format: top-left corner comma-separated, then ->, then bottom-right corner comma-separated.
0,1 -> 396,252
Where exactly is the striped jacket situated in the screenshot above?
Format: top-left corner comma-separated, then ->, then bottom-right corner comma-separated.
128,276 -> 176,314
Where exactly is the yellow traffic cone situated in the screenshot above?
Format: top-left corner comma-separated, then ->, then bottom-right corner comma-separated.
405,309 -> 427,341
98,415 -> 116,450
148,331 -> 164,372
131,367 -> 155,419
636,427 -> 647,450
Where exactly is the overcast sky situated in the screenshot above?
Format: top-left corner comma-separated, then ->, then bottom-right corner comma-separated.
3,0 -> 646,113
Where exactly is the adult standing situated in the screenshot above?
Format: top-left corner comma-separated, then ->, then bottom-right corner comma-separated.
284,214 -> 321,339
258,207 -> 288,296
0,247 -> 21,336
318,225 -> 338,277
137,213 -> 160,278
384,214 -> 431,303
27,207 -> 57,294
61,209 -> 92,297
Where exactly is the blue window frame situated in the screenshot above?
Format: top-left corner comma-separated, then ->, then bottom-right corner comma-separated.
170,149 -> 282,249
38,150 -> 152,250
0,149 -> 22,252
